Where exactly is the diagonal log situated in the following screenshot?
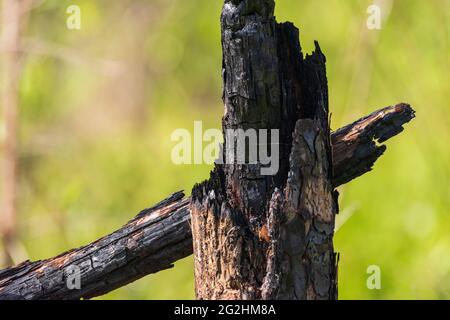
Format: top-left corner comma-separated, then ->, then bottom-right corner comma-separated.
0,103 -> 414,300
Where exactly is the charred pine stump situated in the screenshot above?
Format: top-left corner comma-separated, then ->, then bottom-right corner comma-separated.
191,0 -> 339,300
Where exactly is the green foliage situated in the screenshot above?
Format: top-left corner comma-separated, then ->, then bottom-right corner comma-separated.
5,0 -> 449,299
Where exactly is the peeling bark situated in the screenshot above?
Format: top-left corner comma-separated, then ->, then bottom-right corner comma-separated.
191,0 -> 337,300
190,0 -> 415,301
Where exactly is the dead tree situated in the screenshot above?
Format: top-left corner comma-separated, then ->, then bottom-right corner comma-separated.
1,0 -> 21,267
0,0 -> 415,300
191,0 -> 415,300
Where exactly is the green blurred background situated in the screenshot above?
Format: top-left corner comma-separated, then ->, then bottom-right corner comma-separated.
0,0 -> 448,299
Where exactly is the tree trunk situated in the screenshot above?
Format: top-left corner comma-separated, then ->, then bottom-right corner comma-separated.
191,0 -> 339,300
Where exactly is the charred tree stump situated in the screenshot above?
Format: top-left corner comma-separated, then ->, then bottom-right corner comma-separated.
191,0 -> 339,300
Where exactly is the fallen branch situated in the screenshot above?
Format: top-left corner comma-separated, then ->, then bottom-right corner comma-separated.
332,103 -> 416,187
0,103 -> 414,300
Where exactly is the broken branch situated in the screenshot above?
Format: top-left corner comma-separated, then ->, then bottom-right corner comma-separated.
0,103 -> 414,300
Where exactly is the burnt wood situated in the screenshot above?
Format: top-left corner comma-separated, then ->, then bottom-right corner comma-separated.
190,0 -> 414,300
0,103 -> 414,300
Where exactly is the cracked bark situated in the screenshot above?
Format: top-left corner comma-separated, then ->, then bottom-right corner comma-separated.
190,0 -> 415,301
191,0 -> 337,300
0,194 -> 192,300
0,103 -> 414,300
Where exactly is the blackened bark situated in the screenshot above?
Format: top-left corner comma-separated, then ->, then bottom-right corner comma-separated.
191,0 -> 338,300
0,193 -> 191,300
0,94 -> 414,300
0,103 -> 414,300
0,0 -> 417,300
